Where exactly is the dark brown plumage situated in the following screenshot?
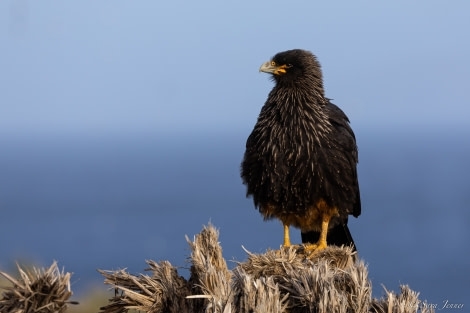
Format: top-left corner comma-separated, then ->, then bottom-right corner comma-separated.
241,49 -> 361,252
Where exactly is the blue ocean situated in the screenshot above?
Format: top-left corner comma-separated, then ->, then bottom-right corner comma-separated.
0,127 -> 469,306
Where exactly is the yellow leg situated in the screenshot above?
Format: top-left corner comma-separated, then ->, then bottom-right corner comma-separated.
304,213 -> 331,253
316,213 -> 330,251
283,224 -> 291,247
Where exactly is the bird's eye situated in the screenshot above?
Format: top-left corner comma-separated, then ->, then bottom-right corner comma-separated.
287,64 -> 293,68
271,61 -> 276,66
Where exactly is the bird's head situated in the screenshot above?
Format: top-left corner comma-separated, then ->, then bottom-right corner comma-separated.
259,49 -> 323,86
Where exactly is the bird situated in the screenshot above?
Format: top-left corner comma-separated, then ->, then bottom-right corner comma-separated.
241,49 -> 361,253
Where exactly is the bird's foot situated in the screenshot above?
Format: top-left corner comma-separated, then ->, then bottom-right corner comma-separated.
301,240 -> 327,257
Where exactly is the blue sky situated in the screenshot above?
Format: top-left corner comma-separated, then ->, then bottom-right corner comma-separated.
1,0 -> 469,136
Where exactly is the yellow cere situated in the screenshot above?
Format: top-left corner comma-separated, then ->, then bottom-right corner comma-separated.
274,64 -> 289,75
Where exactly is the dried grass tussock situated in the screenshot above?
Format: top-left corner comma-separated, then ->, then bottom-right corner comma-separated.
0,224 -> 433,312
0,261 -> 77,313
97,224 -> 434,313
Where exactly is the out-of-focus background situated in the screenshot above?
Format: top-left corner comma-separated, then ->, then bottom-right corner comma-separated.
1,0 -> 469,307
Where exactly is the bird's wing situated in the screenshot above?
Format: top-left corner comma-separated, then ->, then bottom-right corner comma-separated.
324,102 -> 361,217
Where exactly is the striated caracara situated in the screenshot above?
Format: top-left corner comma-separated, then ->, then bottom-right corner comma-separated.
241,49 -> 361,253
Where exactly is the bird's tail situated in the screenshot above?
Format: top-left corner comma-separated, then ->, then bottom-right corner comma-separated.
301,223 -> 356,251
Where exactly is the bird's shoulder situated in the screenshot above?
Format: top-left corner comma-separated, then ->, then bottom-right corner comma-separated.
324,101 -> 356,142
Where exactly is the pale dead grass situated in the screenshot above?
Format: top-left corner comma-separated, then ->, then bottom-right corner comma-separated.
0,224 -> 434,313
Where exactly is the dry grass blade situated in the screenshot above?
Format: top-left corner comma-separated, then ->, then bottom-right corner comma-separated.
371,284 -> 435,313
232,267 -> 288,313
186,223 -> 232,313
98,260 -> 192,313
0,261 -> 76,313
186,223 -> 230,277
341,261 -> 372,313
